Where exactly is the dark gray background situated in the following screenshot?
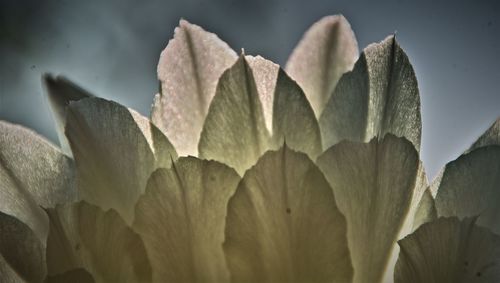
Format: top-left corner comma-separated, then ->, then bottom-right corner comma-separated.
1,0 -> 499,179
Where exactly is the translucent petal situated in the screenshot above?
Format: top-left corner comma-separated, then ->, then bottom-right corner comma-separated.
151,19 -> 237,157
133,157 -> 240,282
435,146 -> 500,234
319,36 -> 421,151
198,55 -> 271,175
0,121 -> 80,243
468,117 -> 500,152
412,188 -> 437,231
43,74 -> 92,156
45,268 -> 95,283
0,121 -> 76,208
245,55 -> 278,132
317,134 -> 425,283
199,55 -> 322,174
65,97 -> 177,223
286,15 -> 358,116
0,211 -> 46,282
224,147 -> 352,282
45,201 -> 151,282
396,217 -> 500,282
272,68 -> 322,160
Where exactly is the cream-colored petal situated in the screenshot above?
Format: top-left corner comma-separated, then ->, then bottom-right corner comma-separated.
66,97 -> 177,223
133,157 -> 240,282
319,36 -> 421,151
431,117 -> 500,196
224,147 -> 352,283
0,121 -> 76,208
317,134 -> 424,283
468,117 -> 500,152
45,268 -> 95,283
199,54 -> 322,174
0,211 -> 46,282
45,201 -> 151,282
0,121 -> 81,243
435,146 -> 500,234
245,55 -> 279,132
0,254 -> 24,283
395,217 -> 500,282
272,68 -> 322,160
152,19 -> 237,157
412,188 -> 437,231
286,15 -> 358,116
43,74 -> 92,156
198,55 -> 271,175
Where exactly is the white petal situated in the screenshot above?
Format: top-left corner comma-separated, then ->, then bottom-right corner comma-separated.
396,217 -> 500,282
224,147 -> 352,282
0,211 -> 46,282
412,188 -> 437,231
317,134 -> 425,283
198,55 -> 271,175
0,121 -> 82,243
319,36 -> 421,151
46,201 -> 151,282
133,158 -> 240,282
43,74 -> 92,156
0,121 -> 76,208
468,117 -> 500,152
435,146 -> 500,234
45,268 -> 95,283
66,97 -> 177,223
245,55 -> 279,132
272,67 -> 322,160
286,15 -> 358,116
152,19 -> 237,157
199,55 -> 322,174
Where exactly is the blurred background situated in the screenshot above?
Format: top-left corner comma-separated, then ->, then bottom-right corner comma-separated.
0,0 -> 499,179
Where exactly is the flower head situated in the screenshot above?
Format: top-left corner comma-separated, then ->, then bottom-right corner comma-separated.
1,15 -> 500,283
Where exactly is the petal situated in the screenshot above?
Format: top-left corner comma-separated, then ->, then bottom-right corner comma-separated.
0,121 -> 76,208
65,97 -> 177,223
319,36 -> 421,151
468,117 -> 500,152
0,121 -> 81,243
286,15 -> 358,116
45,201 -> 151,282
272,68 -> 322,160
316,134 -> 426,283
43,74 -> 92,156
200,55 -> 322,174
245,55 -> 279,132
152,19 -> 237,157
0,254 -> 25,283
198,55 -> 271,175
45,269 -> 95,283
412,188 -> 437,231
133,157 -> 240,282
430,117 -> 500,196
435,146 -> 500,234
0,211 -> 46,282
395,217 -> 500,282
224,146 -> 352,283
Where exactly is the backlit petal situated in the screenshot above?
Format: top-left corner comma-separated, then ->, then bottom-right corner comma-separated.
152,20 -> 237,156
133,158 -> 240,282
319,36 -> 421,151
286,15 -> 358,116
224,147 -> 352,282
66,97 -> 177,223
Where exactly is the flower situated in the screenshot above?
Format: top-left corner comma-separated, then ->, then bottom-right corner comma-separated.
1,15 -> 499,283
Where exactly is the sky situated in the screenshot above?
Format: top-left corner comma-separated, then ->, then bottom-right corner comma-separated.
0,0 -> 499,179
